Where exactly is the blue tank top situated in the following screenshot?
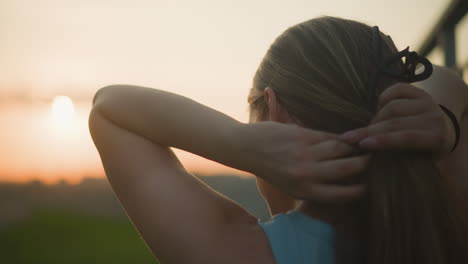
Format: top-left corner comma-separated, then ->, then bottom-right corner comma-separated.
258,210 -> 336,264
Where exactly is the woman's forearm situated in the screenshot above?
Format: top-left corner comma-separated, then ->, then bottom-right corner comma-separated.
415,65 -> 468,122
91,85 -> 249,171
414,66 -> 468,185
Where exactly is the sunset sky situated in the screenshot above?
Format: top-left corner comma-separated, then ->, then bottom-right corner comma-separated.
0,0 -> 462,184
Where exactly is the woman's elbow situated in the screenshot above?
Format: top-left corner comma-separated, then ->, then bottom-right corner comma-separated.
92,85 -> 125,106
89,85 -> 119,129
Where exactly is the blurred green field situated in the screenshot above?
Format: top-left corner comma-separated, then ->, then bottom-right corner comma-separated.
0,209 -> 159,264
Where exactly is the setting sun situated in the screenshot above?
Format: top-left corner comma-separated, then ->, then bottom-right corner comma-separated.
51,96 -> 75,123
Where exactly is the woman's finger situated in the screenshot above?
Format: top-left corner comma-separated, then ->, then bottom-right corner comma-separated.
377,83 -> 430,110
357,130 -> 442,150
303,129 -> 339,144
310,139 -> 357,161
312,155 -> 371,183
339,114 -> 430,144
372,98 -> 428,123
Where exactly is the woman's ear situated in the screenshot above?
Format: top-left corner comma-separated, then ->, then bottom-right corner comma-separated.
264,87 -> 294,123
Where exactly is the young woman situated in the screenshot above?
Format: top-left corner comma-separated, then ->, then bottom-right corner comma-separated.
89,17 -> 468,264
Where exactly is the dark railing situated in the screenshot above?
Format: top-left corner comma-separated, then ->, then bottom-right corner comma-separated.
417,0 -> 467,75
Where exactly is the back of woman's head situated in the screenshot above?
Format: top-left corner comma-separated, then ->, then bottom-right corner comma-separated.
248,16 -> 468,264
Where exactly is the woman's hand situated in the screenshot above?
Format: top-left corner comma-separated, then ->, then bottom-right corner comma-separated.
94,85 -> 370,204
239,122 -> 370,203
339,83 -> 456,158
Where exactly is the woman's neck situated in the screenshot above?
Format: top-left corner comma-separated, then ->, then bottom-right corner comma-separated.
297,200 -> 366,264
295,200 -> 352,225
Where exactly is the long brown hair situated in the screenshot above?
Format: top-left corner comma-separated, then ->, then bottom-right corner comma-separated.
248,16 -> 468,264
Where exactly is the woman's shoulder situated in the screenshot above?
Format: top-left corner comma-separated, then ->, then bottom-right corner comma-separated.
258,210 -> 336,264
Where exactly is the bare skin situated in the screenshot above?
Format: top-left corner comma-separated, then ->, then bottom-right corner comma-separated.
340,65 -> 468,188
89,65 -> 467,263
261,66 -> 468,219
89,88 -> 368,263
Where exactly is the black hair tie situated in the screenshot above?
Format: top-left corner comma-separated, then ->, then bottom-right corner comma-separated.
439,104 -> 460,152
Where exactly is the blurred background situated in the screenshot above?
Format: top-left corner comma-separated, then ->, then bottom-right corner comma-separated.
0,0 -> 466,263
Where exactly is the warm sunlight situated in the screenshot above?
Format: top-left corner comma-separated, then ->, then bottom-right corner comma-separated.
51,96 -> 75,123
0,0 -> 460,185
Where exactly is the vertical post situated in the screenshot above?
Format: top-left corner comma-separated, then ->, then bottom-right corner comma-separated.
441,25 -> 456,68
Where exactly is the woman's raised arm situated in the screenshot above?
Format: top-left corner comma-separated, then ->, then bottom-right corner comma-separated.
414,66 -> 468,187
90,85 -> 274,264
339,66 -> 468,189
89,85 -> 369,262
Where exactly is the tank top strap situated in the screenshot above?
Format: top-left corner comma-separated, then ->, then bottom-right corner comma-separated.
258,210 -> 336,264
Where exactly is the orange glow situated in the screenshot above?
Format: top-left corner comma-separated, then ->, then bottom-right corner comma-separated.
0,101 -> 248,184
0,102 -> 99,183
0,0 -> 453,184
